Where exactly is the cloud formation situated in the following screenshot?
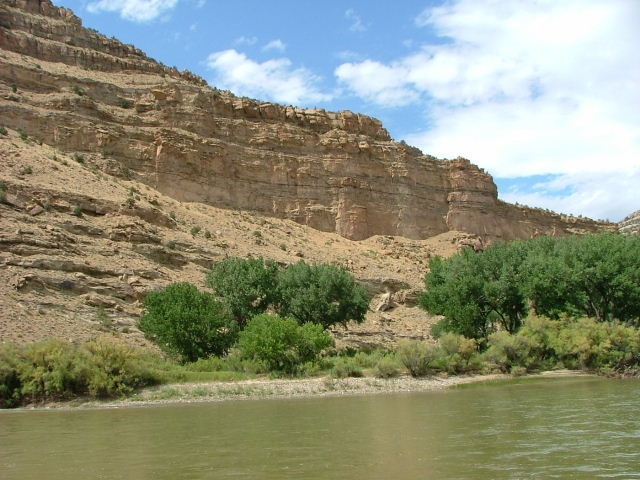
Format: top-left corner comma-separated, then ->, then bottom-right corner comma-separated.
334,0 -> 640,220
263,40 -> 286,52
87,0 -> 179,22
206,49 -> 332,105
345,9 -> 366,32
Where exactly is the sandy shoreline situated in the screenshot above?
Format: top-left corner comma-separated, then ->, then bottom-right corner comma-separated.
41,370 -> 593,410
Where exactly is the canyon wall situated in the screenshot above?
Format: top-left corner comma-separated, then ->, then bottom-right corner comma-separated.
0,0 -> 611,241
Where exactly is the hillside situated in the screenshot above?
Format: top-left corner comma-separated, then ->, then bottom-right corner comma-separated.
0,0 -> 614,350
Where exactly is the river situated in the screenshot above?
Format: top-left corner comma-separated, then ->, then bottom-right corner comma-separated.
1,376 -> 638,479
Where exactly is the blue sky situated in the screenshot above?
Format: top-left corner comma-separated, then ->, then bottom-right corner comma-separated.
53,0 -> 639,222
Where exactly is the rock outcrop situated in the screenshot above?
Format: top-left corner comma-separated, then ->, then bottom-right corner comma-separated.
619,211 -> 640,236
0,0 -> 612,242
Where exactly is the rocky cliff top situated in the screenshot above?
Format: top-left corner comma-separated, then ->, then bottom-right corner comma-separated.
619,210 -> 640,236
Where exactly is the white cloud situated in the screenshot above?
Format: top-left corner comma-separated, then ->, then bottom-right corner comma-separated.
335,0 -> 640,220
499,169 -> 640,222
234,36 -> 257,46
335,60 -> 419,107
205,49 -> 332,105
263,40 -> 286,52
87,0 -> 179,22
345,9 -> 366,32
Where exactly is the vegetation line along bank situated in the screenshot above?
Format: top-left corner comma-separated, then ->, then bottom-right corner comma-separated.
1,233 -> 638,408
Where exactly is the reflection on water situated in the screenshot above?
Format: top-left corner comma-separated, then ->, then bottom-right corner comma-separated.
1,377 -> 639,479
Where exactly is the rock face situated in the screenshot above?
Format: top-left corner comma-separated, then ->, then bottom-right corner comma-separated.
619,211 -> 640,236
0,0 -> 612,241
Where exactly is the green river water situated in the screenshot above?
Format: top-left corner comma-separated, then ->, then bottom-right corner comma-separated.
1,376 -> 638,479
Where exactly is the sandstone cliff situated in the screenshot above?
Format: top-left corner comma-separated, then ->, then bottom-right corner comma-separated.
1,0 -> 611,242
0,0 -> 615,349
619,210 -> 640,236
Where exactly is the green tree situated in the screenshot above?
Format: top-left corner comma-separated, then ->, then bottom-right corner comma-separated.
567,233 -> 640,323
277,261 -> 369,328
523,233 -> 640,324
237,314 -> 332,374
420,249 -> 495,340
521,236 -> 582,319
206,257 -> 279,328
421,233 -> 640,341
139,282 -> 238,361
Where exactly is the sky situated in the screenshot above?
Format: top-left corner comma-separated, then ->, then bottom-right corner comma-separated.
52,0 -> 639,222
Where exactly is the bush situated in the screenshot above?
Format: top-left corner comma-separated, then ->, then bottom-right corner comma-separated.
553,318 -> 640,371
82,337 -> 161,397
237,314 -> 332,375
374,354 -> 401,378
484,331 -> 535,373
0,338 -> 163,407
397,340 -> 440,377
330,357 -> 363,378
0,343 -> 23,408
18,339 -> 84,402
438,332 -> 480,373
138,282 -> 239,362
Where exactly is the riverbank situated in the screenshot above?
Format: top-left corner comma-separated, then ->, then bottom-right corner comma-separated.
50,370 -> 595,410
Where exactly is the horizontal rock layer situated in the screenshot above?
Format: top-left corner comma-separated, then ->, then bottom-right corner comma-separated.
0,0 -> 611,241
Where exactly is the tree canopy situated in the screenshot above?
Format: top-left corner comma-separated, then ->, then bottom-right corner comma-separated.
207,258 -> 369,330
138,282 -> 238,361
205,256 -> 279,328
276,261 -> 370,329
420,233 -> 640,342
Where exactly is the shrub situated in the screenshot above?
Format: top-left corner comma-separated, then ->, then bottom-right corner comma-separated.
0,338 -> 163,407
553,318 -> 640,371
0,182 -> 7,204
204,230 -> 212,239
18,339 -> 86,402
237,314 -> 332,375
139,282 -> 239,361
73,152 -> 85,164
397,340 -> 440,377
166,240 -> 176,249
374,355 -> 401,378
71,206 -> 82,217
330,357 -> 363,378
0,126 -> 7,136
438,332 -> 479,373
18,129 -> 28,141
190,225 -> 201,236
71,85 -> 84,96
485,331 -> 529,372
0,343 -> 23,408
81,337 -> 161,397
